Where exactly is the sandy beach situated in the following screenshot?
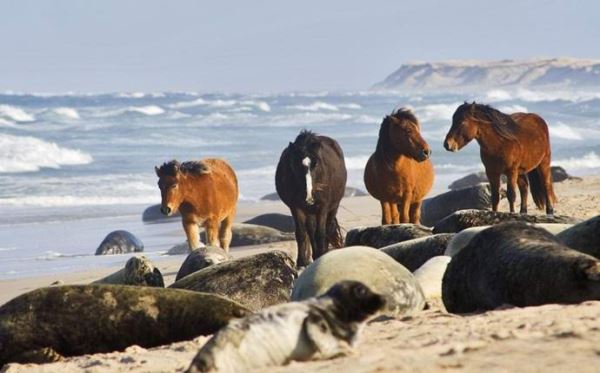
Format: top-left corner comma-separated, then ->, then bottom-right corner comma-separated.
1,175 -> 599,372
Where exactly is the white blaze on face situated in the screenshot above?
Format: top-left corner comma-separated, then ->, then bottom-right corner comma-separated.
302,157 -> 314,205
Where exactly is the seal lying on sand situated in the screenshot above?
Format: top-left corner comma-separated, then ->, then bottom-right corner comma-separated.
176,246 -> 231,281
93,256 -> 164,287
413,256 -> 451,301
433,209 -> 580,234
170,251 -> 297,311
442,222 -> 600,313
186,281 -> 385,373
0,285 -> 250,366
344,224 -> 432,248
380,234 -> 453,271
556,215 -> 600,259
445,224 -> 573,257
420,184 -> 495,227
292,246 -> 425,317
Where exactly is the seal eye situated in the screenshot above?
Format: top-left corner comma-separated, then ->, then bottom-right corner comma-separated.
353,284 -> 367,298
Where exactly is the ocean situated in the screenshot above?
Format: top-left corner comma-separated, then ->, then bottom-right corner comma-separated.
1,88 -> 599,279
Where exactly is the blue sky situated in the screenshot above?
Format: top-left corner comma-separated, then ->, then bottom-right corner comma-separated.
1,0 -> 598,93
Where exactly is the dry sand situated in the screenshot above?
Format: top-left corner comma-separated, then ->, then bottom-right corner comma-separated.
2,176 -> 599,372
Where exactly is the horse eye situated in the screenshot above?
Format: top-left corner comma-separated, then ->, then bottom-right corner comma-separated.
170,184 -> 178,189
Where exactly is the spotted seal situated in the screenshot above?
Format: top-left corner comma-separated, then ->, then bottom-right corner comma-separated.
0,285 -> 250,366
93,256 -> 164,287
442,222 -> 600,313
186,281 -> 385,373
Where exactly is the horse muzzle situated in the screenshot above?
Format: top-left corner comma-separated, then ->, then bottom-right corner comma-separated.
443,139 -> 459,152
415,148 -> 432,162
160,206 -> 172,216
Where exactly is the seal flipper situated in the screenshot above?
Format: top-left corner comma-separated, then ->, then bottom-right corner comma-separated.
12,348 -> 64,364
302,311 -> 354,360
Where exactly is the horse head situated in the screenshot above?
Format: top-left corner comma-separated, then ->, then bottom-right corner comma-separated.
383,110 -> 431,162
444,102 -> 479,152
155,160 -> 185,216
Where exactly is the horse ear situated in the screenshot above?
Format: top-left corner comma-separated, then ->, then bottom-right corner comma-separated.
155,166 -> 161,177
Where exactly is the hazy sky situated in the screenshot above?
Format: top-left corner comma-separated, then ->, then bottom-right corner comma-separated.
1,0 -> 598,93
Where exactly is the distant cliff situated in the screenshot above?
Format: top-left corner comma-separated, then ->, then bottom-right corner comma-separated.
373,58 -> 600,91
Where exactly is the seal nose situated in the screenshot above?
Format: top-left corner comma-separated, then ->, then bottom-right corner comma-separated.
160,206 -> 171,216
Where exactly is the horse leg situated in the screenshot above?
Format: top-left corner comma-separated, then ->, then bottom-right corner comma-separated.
314,210 -> 328,259
506,169 -> 519,213
397,196 -> 410,223
306,215 -> 318,257
409,201 -> 422,224
183,220 -> 201,250
218,212 -> 235,252
293,209 -> 312,267
538,158 -> 555,215
204,219 -> 221,248
517,174 -> 529,214
381,202 -> 392,225
485,169 -> 502,212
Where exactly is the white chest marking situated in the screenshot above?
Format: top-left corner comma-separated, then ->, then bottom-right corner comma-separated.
302,157 -> 314,205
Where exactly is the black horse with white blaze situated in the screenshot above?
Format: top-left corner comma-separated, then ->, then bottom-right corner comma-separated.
275,130 -> 347,267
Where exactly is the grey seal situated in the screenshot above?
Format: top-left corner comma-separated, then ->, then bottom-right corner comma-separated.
175,246 -> 231,281
94,230 -> 144,255
0,285 -> 250,366
344,224 -> 432,248
556,215 -> 600,259
93,256 -> 164,287
186,281 -> 385,373
170,250 -> 297,311
442,222 -> 600,313
432,209 -> 580,234
292,246 -> 425,317
420,184 -> 495,226
380,233 -> 453,271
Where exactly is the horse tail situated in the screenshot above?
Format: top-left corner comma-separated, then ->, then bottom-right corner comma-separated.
326,216 -> 344,248
527,169 -> 547,210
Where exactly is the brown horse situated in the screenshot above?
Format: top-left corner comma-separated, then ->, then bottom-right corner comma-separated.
155,159 -> 238,251
364,108 -> 434,224
444,102 -> 556,215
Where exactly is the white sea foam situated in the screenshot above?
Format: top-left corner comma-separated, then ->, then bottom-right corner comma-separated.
549,122 -> 583,140
345,155 -> 370,170
126,105 -> 165,116
287,101 -> 340,111
237,165 -> 276,176
0,195 -> 158,207
0,118 -> 16,127
553,152 -> 600,170
486,88 -> 600,103
116,92 -> 147,98
0,134 -> 93,173
0,105 -> 35,122
338,103 -> 362,110
52,107 -> 80,119
169,98 -> 208,109
415,103 -> 461,121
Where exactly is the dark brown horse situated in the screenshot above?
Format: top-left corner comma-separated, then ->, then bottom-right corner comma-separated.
275,130 -> 347,267
155,159 -> 238,251
444,102 -> 556,215
364,108 -> 434,224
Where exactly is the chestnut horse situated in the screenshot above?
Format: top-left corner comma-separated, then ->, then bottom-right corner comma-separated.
364,108 -> 434,224
275,130 -> 347,267
155,159 -> 238,251
444,102 -> 556,215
